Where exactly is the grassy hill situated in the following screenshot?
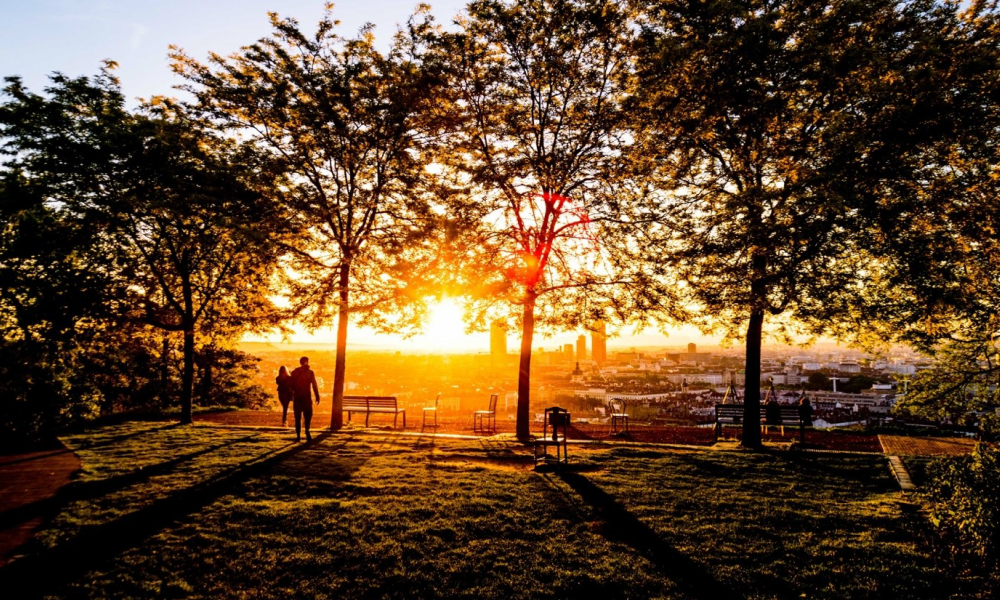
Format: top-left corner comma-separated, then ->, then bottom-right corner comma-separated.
3,422 -> 984,599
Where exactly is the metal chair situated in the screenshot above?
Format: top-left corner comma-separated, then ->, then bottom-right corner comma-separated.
608,398 -> 629,434
422,393 -> 440,430
534,406 -> 570,466
473,393 -> 499,434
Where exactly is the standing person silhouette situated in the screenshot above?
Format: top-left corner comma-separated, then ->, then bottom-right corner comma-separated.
290,357 -> 321,442
275,366 -> 293,426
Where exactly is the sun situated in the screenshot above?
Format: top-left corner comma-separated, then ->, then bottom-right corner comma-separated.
417,298 -> 474,351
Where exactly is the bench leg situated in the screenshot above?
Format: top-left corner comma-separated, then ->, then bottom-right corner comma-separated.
365,413 -> 370,427
403,412 -> 406,429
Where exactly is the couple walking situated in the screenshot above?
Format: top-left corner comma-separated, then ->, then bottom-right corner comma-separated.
276,356 -> 320,442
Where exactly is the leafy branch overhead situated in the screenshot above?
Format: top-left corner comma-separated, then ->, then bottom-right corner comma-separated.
171,6 -> 451,427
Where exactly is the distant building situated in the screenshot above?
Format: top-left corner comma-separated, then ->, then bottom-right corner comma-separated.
887,363 -> 917,375
810,391 -> 895,414
577,335 -> 587,361
563,344 -> 574,362
591,321 -> 607,364
688,342 -> 697,353
490,320 -> 506,365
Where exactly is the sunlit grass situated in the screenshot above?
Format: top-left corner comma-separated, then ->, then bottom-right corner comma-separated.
17,423 -> 977,599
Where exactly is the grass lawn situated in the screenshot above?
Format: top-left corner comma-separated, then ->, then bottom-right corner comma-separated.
3,422 -> 979,599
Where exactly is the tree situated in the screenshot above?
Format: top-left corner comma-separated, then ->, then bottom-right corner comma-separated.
0,159 -> 115,443
868,4 -> 1000,429
0,67 -> 284,425
172,7 -> 447,429
114,113 -> 283,424
444,0 -> 677,440
805,372 -> 830,392
637,0 -> 977,447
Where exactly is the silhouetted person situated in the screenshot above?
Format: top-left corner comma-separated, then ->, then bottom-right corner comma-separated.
798,396 -> 813,427
275,366 -> 293,426
765,396 -> 781,428
290,356 -> 320,442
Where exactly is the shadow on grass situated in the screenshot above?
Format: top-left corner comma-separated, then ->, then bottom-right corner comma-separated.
552,470 -> 746,600
0,434 -> 260,533
72,422 -> 184,450
0,432 -> 334,599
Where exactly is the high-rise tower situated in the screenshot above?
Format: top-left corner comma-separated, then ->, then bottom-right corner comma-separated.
591,321 -> 607,364
576,335 -> 586,361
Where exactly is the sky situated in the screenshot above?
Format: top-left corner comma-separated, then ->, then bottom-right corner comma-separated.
0,0 -> 742,352
0,1 -> 469,103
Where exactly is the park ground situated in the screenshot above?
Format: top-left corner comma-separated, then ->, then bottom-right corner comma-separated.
0,415 -> 989,600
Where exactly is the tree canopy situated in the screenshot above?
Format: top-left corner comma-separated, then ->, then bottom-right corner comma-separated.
636,0 -> 991,446
171,7 -> 449,428
1,66 -> 282,432
443,0 -> 679,439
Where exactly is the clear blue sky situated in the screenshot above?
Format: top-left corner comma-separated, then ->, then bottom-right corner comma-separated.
0,1 -> 468,103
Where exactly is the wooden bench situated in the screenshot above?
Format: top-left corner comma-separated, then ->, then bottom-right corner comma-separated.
714,404 -> 809,443
343,396 -> 406,428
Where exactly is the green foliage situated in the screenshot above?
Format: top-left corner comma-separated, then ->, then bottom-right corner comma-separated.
444,0 -> 674,332
441,0 -> 678,438
0,72 -> 126,444
840,375 -> 877,394
171,6 -> 449,424
805,372 -> 831,391
636,0 -> 994,445
194,347 -> 269,409
1,66 -> 285,438
926,443 -> 1000,566
897,337 -> 1000,427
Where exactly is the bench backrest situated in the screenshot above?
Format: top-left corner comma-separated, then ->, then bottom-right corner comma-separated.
367,397 -> 398,410
343,395 -> 397,410
715,405 -> 745,420
716,404 -> 805,424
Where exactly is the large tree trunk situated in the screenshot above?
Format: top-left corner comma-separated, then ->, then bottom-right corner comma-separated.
180,277 -> 194,425
742,308 -> 764,448
515,291 -> 537,441
742,253 -> 767,448
330,261 -> 350,430
180,324 -> 195,425
160,337 -> 170,407
200,346 -> 213,403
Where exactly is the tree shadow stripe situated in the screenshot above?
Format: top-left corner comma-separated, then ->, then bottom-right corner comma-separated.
0,432 -> 336,599
553,470 -> 747,600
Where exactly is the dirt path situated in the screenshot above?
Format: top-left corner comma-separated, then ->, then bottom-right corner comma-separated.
0,443 -> 81,567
